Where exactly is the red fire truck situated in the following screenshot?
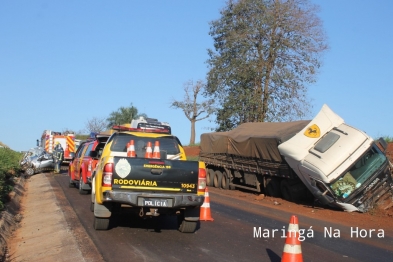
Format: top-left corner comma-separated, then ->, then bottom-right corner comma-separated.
41,130 -> 76,163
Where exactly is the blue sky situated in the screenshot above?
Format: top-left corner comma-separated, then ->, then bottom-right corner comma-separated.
1,1 -> 392,152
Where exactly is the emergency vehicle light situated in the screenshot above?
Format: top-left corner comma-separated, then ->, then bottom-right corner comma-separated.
112,125 -> 171,134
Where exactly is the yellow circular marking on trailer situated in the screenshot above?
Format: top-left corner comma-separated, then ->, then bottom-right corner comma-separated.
304,124 -> 320,138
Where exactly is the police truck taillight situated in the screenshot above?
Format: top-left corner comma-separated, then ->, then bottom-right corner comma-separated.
198,167 -> 207,193
102,163 -> 113,187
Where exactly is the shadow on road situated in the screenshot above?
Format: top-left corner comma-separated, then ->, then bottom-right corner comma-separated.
109,209 -> 200,233
266,248 -> 281,262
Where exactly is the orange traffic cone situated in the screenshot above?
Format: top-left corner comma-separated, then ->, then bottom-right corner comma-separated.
127,140 -> 136,157
200,187 -> 214,221
126,142 -> 130,155
152,141 -> 161,159
145,141 -> 152,158
281,215 -> 303,262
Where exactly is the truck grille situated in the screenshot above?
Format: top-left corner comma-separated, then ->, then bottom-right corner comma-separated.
352,168 -> 393,212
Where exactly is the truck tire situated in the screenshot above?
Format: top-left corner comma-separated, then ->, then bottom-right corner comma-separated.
176,214 -> 196,233
207,169 -> 215,187
90,192 -> 95,212
178,220 -> 198,233
280,180 -> 293,201
221,171 -> 230,190
68,177 -> 75,188
280,180 -> 307,202
94,217 -> 110,230
214,170 -> 223,188
79,178 -> 89,195
265,178 -> 282,198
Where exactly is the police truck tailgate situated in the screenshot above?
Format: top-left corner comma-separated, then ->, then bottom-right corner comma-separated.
112,157 -> 199,194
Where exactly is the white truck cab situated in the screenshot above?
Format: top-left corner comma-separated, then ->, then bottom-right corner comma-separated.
279,105 -> 392,212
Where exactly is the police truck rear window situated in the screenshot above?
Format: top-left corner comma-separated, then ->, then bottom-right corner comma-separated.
110,133 -> 180,156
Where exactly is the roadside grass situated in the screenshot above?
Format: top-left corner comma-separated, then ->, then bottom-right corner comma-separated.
0,148 -> 23,210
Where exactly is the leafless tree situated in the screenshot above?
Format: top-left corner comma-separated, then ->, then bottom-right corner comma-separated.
171,80 -> 216,145
85,117 -> 108,133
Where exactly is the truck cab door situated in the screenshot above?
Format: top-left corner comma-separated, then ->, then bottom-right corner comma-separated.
73,142 -> 87,180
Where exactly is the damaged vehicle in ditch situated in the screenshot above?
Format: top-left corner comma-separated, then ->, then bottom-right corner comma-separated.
20,147 -> 55,176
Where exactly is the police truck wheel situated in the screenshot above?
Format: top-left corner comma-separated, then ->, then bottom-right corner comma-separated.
79,179 -> 88,195
213,170 -> 223,188
178,220 -> 197,233
94,217 -> 110,230
177,213 -> 197,233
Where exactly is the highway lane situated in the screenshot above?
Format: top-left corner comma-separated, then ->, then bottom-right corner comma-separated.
52,174 -> 393,262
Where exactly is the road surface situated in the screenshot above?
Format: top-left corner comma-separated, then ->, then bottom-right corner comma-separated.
52,174 -> 393,262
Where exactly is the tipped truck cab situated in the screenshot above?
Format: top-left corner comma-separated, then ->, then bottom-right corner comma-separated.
278,105 -> 393,212
92,118 -> 206,233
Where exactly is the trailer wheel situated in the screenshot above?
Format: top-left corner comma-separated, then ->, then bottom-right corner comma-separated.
265,178 -> 282,198
280,180 -> 293,201
207,169 -> 215,187
229,177 -> 238,190
214,170 -> 223,188
221,171 -> 230,190
79,178 -> 89,195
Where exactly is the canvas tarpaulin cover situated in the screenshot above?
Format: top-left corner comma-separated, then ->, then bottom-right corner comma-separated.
200,121 -> 310,162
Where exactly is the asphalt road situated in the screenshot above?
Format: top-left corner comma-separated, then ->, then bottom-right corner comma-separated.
52,174 -> 393,262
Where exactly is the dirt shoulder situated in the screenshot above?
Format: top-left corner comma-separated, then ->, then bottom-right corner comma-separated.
2,173 -> 104,262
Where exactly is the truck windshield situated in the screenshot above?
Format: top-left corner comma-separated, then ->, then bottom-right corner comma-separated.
329,144 -> 387,199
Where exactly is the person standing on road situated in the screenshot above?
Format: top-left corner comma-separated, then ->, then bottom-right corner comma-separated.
53,142 -> 64,173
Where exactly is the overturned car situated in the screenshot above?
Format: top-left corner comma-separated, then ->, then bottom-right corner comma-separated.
20,147 -> 55,176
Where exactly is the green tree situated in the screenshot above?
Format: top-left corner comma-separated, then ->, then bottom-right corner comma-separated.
106,104 -> 147,128
171,80 -> 216,145
206,0 -> 328,131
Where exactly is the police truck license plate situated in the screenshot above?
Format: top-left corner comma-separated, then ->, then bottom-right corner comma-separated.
143,198 -> 168,207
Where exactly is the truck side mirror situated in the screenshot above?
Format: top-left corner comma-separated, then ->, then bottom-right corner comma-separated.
377,137 -> 388,153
